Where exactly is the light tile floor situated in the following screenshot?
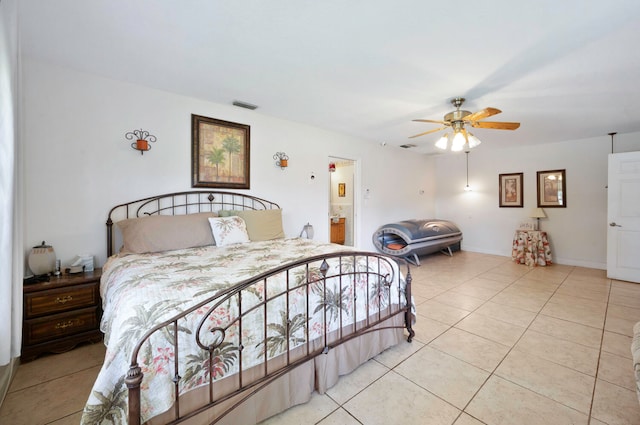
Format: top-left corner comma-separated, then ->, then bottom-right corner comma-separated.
2,251 -> 640,424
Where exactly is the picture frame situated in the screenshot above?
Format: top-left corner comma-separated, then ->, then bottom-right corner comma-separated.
338,183 -> 346,197
537,169 -> 566,208
191,114 -> 250,189
498,172 -> 523,207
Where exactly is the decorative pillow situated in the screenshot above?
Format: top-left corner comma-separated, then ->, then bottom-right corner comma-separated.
116,212 -> 216,254
208,216 -> 250,246
233,209 -> 285,241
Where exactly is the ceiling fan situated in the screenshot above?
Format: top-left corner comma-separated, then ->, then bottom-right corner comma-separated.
410,97 -> 520,151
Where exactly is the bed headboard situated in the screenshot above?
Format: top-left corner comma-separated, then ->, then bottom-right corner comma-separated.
106,191 -> 280,257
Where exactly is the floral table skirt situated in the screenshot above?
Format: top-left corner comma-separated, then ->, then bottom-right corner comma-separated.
512,230 -> 552,266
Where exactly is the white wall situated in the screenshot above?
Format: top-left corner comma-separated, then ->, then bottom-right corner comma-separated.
435,132 -> 640,269
24,58 -> 638,272
21,58 -> 436,269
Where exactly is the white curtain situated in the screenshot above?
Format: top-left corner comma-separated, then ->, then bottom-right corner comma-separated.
0,0 -> 24,366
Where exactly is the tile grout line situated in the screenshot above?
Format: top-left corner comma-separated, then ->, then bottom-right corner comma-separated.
6,360 -> 103,395
454,264 -> 551,417
392,260 -> 571,422
339,261 -> 507,423
394,261 -> 542,422
587,276 -> 613,425
326,261 -> 613,424
452,264 -> 608,421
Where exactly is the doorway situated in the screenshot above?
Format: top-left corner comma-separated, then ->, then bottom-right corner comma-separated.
328,157 -> 356,246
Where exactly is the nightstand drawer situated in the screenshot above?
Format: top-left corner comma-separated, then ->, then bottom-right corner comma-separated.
23,307 -> 99,345
24,283 -> 99,318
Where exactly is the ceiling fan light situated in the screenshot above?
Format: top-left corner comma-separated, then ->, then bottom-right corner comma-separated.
451,132 -> 466,152
435,134 -> 449,150
467,133 -> 482,149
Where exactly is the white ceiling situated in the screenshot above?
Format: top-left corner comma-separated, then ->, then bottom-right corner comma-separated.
18,0 -> 640,155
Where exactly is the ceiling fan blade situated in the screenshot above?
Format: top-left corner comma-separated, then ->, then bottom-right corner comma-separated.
408,127 -> 447,138
412,119 -> 448,125
471,121 -> 520,130
463,107 -> 502,122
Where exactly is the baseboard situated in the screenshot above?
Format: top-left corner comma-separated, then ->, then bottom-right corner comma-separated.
552,257 -> 606,270
0,358 -> 19,409
459,245 -> 510,258
460,247 -> 607,271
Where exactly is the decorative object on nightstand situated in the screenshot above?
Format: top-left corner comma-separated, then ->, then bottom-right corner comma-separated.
299,223 -> 314,239
517,219 -> 536,231
125,128 -> 156,155
21,268 -> 103,362
27,241 -> 56,276
530,207 -> 546,230
67,254 -> 95,273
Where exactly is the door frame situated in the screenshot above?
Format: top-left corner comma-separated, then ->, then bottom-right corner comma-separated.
328,156 -> 359,247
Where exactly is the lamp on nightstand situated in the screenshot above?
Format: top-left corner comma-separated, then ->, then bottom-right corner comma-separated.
27,241 -> 56,276
299,223 -> 314,239
530,208 -> 546,230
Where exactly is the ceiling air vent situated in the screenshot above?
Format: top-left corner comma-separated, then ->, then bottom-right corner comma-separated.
232,100 -> 258,110
400,143 -> 416,149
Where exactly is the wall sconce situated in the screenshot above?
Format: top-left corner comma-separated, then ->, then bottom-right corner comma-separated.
329,162 -> 336,172
125,129 -> 156,155
273,152 -> 289,169
299,222 -> 314,239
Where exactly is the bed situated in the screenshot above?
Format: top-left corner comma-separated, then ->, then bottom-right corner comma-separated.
80,191 -> 414,425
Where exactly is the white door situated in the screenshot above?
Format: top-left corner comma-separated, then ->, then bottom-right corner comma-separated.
607,151 -> 640,283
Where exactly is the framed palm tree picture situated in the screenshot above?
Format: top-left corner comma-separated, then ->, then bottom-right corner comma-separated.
192,114 -> 250,189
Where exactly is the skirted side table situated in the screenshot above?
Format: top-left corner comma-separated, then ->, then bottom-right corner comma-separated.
512,230 -> 552,266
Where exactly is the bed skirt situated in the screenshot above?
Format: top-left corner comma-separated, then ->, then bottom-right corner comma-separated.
147,315 -> 405,425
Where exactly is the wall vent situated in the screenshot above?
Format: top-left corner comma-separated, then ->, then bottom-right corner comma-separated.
232,100 -> 258,110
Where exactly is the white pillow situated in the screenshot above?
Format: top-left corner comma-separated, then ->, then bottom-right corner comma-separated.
208,216 -> 250,246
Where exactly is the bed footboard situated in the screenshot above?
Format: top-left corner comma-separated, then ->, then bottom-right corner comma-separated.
125,251 -> 413,425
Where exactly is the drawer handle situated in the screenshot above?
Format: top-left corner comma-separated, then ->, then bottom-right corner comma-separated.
55,320 -> 76,330
55,295 -> 73,304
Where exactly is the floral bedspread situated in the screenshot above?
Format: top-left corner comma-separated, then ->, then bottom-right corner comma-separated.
81,238 -> 408,424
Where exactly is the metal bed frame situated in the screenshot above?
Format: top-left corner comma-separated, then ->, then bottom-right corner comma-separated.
103,191 -> 414,425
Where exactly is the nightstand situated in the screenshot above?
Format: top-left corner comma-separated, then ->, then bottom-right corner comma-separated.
21,268 -> 103,362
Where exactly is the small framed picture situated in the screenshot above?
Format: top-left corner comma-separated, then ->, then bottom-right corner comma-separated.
499,173 -> 523,207
338,183 -> 346,197
537,169 -> 566,208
